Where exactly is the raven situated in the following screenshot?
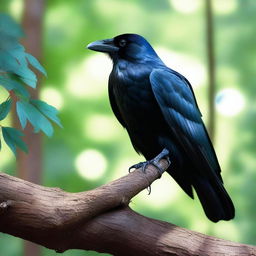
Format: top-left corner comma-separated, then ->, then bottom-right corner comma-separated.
87,33 -> 235,222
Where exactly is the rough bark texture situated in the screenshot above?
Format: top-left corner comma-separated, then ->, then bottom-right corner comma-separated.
0,160 -> 255,256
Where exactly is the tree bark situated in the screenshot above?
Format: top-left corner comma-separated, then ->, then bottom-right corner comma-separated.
0,160 -> 255,256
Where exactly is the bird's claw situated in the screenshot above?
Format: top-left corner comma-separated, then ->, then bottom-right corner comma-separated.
128,162 -> 147,173
128,148 -> 171,194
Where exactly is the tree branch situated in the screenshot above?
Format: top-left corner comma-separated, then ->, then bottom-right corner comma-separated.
0,160 -> 255,255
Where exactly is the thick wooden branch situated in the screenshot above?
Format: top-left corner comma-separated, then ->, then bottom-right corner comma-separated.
0,161 -> 255,255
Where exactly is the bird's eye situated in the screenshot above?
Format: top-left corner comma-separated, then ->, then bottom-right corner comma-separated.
119,39 -> 127,47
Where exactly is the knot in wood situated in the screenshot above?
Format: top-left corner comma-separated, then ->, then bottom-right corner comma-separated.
120,196 -> 130,206
0,200 -> 11,214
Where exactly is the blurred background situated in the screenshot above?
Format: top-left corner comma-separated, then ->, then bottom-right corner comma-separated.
0,0 -> 255,255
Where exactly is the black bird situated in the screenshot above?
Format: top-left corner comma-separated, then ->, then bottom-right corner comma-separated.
87,33 -> 235,222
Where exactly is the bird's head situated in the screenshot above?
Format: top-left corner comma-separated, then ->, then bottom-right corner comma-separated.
87,33 -> 159,63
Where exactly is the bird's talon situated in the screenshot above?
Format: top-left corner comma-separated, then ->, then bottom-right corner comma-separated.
128,162 -> 145,173
166,156 -> 171,167
142,163 -> 147,173
128,148 -> 170,177
147,185 -> 151,195
148,161 -> 164,177
128,166 -> 134,173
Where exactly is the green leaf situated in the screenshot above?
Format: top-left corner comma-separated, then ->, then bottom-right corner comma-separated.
6,46 -> 38,88
0,14 -> 45,92
26,53 -> 47,76
7,45 -> 27,67
0,14 -> 24,39
2,127 -> 16,154
2,126 -> 28,155
16,101 -> 28,129
0,76 -> 29,98
18,68 -> 37,88
0,99 -> 12,120
0,49 -> 18,72
30,99 -> 62,127
0,49 -> 37,88
16,101 -> 53,136
0,32 -> 19,51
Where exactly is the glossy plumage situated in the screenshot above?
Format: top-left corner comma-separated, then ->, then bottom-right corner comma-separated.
87,33 -> 235,222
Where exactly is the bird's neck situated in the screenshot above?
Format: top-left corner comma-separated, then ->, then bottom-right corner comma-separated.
112,59 -> 151,82
113,57 -> 164,77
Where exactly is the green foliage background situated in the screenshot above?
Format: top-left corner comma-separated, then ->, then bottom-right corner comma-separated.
0,0 -> 256,255
0,13 -> 62,155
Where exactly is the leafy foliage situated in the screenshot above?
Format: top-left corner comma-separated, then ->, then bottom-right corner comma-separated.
0,98 -> 12,120
2,127 -> 28,155
16,100 -> 62,137
0,14 -> 61,155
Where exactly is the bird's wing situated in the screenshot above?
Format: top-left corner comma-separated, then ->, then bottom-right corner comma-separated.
150,68 -> 221,180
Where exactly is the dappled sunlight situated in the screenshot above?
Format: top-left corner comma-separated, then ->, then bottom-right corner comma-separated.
169,0 -> 201,14
213,0 -> 238,15
40,87 -> 64,110
66,54 -> 111,98
213,221 -> 240,242
157,47 -> 206,88
215,88 -> 245,117
190,218 -> 210,234
215,118 -> 235,173
0,89 -> 13,128
75,149 -> 107,180
0,143 -> 14,170
95,0 -> 140,19
0,38 -> 21,167
132,174 -> 180,209
83,114 -> 123,142
8,0 -> 23,19
0,87 -> 9,103
237,151 -> 256,175
45,4 -> 84,45
218,66 -> 240,87
111,156 -> 142,180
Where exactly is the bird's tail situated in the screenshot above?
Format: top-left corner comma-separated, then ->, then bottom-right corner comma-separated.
193,177 -> 235,222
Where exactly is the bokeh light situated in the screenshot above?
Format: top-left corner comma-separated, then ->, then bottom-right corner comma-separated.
40,87 -> 64,110
215,88 -> 245,117
75,149 -> 107,180
45,4 -> 84,44
66,54 -> 111,99
133,174 -> 180,208
0,143 -> 14,169
218,67 -> 240,87
169,0 -> 201,14
213,0 -> 238,15
84,114 -> 122,142
213,221 -> 240,242
8,0 -> 23,19
157,47 -> 206,88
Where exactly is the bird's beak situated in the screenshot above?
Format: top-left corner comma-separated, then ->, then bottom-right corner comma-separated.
87,38 -> 119,53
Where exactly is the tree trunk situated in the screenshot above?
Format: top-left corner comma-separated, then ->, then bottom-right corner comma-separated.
205,0 -> 216,141
17,0 -> 45,255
